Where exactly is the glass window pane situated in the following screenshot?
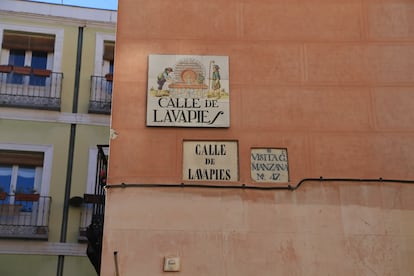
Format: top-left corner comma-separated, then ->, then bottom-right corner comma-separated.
30,51 -> 48,86
105,60 -> 114,94
15,167 -> 36,212
109,60 -> 114,74
8,49 -> 25,84
9,49 -> 25,66
0,165 -> 12,204
0,165 -> 12,193
31,51 -> 47,69
15,166 -> 36,194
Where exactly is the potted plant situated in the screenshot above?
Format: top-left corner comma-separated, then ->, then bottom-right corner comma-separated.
0,187 -> 7,200
32,68 -> 52,77
13,66 -> 32,75
14,189 -> 40,202
105,73 -> 113,81
0,65 -> 13,73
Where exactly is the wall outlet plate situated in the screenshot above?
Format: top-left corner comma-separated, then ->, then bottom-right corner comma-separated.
163,256 -> 180,272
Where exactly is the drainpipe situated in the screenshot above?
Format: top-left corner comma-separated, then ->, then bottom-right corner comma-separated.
57,26 -> 83,276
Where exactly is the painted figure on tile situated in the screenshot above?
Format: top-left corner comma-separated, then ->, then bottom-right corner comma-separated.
212,64 -> 221,96
157,67 -> 173,90
197,73 -> 205,84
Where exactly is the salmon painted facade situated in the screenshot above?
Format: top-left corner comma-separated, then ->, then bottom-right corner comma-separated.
102,0 -> 414,275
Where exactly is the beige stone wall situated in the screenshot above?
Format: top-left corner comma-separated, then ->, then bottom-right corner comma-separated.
102,0 -> 414,275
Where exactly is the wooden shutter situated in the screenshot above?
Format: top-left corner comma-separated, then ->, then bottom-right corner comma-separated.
0,150 -> 44,166
2,30 -> 55,52
103,41 -> 115,61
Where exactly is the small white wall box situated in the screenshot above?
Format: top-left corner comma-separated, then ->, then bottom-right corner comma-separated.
164,256 -> 180,272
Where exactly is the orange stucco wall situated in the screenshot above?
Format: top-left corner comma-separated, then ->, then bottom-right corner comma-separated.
102,0 -> 414,275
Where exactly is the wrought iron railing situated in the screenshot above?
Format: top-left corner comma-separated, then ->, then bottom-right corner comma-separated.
89,76 -> 112,114
79,145 -> 107,238
78,193 -> 105,242
0,194 -> 52,240
0,70 -> 63,110
84,144 -> 107,274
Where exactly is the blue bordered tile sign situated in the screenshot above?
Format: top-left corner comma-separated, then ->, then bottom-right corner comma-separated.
251,148 -> 289,183
146,54 -> 230,128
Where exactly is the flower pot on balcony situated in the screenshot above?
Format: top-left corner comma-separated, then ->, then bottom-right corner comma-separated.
15,193 -> 40,202
105,73 -> 113,82
13,66 -> 32,75
0,191 -> 7,200
33,68 -> 52,77
0,65 -> 13,73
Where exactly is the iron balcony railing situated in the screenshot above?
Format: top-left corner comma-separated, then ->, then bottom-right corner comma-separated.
0,194 -> 52,240
83,144 -> 107,274
78,193 -> 105,242
79,145 -> 107,238
89,75 -> 113,114
0,69 -> 63,111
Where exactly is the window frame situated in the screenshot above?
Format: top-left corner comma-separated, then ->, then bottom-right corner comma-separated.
5,48 -> 52,86
0,144 -> 53,198
94,33 -> 116,76
0,24 -> 64,73
86,146 -> 109,194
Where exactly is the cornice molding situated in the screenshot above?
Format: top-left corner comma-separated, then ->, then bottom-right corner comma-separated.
0,11 -> 116,29
0,240 -> 87,256
0,0 -> 116,29
0,108 -> 110,126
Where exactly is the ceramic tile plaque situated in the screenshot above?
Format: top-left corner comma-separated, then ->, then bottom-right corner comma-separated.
147,54 -> 230,127
251,148 -> 289,183
183,141 -> 238,182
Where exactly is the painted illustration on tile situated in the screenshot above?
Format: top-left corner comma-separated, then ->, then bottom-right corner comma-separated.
147,54 -> 230,127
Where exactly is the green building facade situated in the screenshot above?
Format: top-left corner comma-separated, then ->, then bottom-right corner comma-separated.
0,1 -> 115,275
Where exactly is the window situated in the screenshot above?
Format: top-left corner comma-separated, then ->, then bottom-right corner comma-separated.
103,41 -> 115,94
1,24 -> 63,72
30,51 -> 48,86
94,33 -> 116,77
86,146 -> 109,194
2,30 -> 55,86
0,151 -> 43,212
0,145 -> 52,239
88,33 -> 115,113
103,40 -> 115,75
7,49 -> 25,84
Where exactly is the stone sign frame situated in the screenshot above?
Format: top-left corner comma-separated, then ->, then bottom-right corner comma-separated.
182,140 -> 239,182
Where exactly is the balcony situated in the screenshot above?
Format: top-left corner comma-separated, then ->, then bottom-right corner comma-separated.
81,144 -> 107,273
0,194 -> 52,240
89,75 -> 112,114
0,66 -> 63,111
78,194 -> 105,242
79,145 -> 107,242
